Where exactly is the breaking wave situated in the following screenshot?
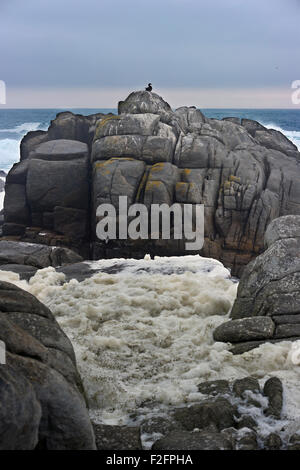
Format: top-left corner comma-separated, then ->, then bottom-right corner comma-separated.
263,123 -> 300,150
0,122 -> 42,134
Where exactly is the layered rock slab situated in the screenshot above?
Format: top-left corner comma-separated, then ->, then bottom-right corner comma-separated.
0,281 -> 95,449
214,215 -> 300,352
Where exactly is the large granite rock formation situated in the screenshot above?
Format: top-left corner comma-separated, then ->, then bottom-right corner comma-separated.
3,91 -> 300,275
0,281 -> 96,449
214,215 -> 300,353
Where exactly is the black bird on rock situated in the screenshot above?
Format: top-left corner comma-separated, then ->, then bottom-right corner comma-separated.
145,83 -> 152,92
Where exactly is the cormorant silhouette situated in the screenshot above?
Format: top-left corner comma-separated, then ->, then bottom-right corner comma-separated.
145,83 -> 152,92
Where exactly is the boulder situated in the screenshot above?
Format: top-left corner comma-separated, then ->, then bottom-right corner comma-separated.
0,364 -> 41,450
26,158 -> 89,212
175,106 -> 206,133
30,139 -> 89,161
93,424 -> 142,450
255,128 -> 298,157
241,118 -> 266,137
20,130 -> 49,161
197,380 -> 231,396
232,377 -> 260,398
6,160 -> 29,185
173,398 -> 236,432
0,240 -> 83,268
118,91 -> 172,115
4,183 -> 30,225
0,281 -> 96,449
94,114 -> 160,138
264,433 -> 282,450
231,216 -> 300,320
0,264 -> 38,281
152,430 -> 232,450
213,317 -> 275,343
263,377 -> 283,419
53,206 -> 88,240
93,158 -> 146,208
214,215 -> 300,352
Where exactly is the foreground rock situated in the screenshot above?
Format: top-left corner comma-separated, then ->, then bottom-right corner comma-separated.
137,376 -> 289,450
0,240 -> 82,269
0,281 -> 95,449
89,375 -> 289,450
93,424 -> 142,450
3,91 -> 300,275
213,215 -> 300,352
152,430 -> 233,450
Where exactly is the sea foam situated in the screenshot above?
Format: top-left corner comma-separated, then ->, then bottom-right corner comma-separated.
0,255 -> 299,446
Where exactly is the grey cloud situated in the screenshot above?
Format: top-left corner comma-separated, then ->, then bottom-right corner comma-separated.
0,0 -> 299,88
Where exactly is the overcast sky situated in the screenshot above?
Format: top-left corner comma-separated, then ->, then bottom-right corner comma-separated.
0,0 -> 299,108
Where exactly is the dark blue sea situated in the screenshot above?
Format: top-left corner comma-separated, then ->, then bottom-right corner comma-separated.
0,108 -> 299,172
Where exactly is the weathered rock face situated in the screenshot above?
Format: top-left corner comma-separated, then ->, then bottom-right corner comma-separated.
214,215 -> 300,353
3,91 -> 300,275
0,240 -> 83,269
0,281 -> 96,449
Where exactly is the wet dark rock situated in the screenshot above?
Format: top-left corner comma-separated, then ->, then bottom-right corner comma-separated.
213,317 -> 275,343
0,240 -> 82,269
152,430 -> 232,450
173,398 -> 237,432
93,424 -> 142,450
0,364 -> 41,450
233,377 -> 261,398
236,415 -> 257,431
263,377 -> 283,419
197,379 -> 231,396
264,433 -> 282,450
215,215 -> 300,352
287,433 -> 300,450
141,416 -> 181,437
236,429 -> 258,450
0,281 -> 95,449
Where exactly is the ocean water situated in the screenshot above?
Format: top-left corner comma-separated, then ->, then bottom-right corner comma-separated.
0,108 -> 299,172
0,108 -> 115,172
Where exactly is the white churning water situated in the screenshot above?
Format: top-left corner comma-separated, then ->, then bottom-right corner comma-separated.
1,254 -> 300,444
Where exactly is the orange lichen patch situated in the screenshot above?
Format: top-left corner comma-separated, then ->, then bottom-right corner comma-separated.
229,175 -> 241,183
94,157 -> 136,170
183,169 -> 191,175
223,181 -> 232,190
145,180 -> 163,190
110,157 -> 135,161
94,161 -> 109,168
175,182 -> 187,188
150,162 -> 166,173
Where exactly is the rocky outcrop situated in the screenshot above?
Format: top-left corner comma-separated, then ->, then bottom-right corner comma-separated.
0,240 -> 83,269
213,215 -> 300,353
93,424 -> 142,450
3,92 -> 300,275
89,375 -> 290,450
0,281 -> 96,449
138,376 -> 288,450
